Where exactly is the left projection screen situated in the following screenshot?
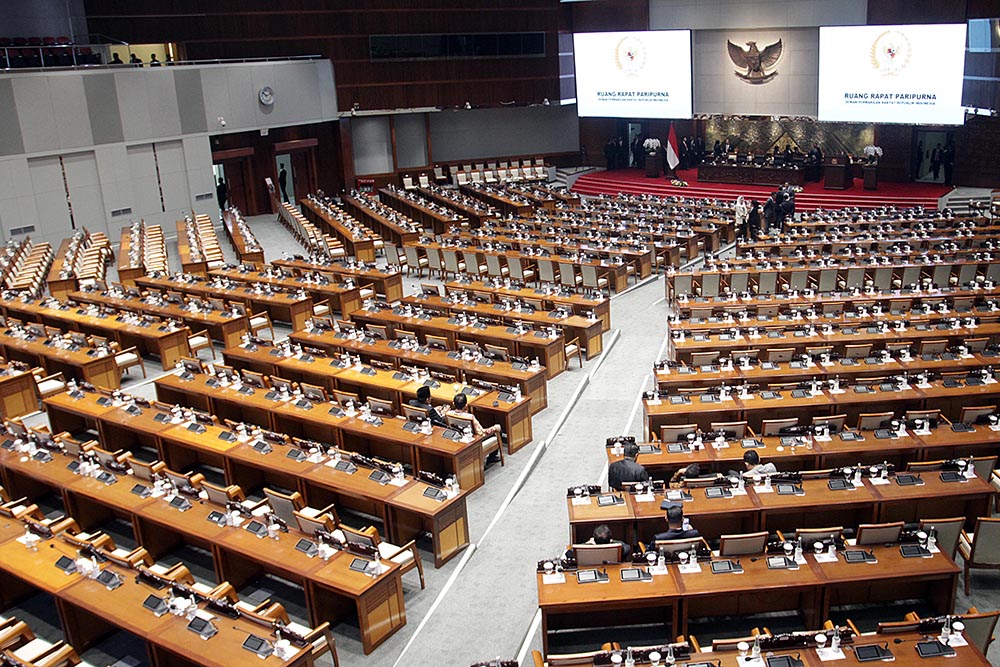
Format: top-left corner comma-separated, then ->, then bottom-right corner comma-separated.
573,31 -> 693,119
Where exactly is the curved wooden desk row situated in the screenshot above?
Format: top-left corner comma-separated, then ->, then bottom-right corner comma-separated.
668,261 -> 1000,301
401,293 -> 604,358
341,193 -> 422,248
537,545 -> 960,655
667,321 -> 1000,363
0,329 -> 121,390
607,425 -> 1000,477
0,296 -> 193,369
271,258 -> 405,304
378,187 -> 466,236
417,186 -> 500,227
288,327 -> 549,418
565,474 -> 993,544
786,214 -> 991,232
135,274 -> 313,330
206,265 -> 363,318
170,353 -> 517,486
346,304 -> 568,379
443,278 -> 610,333
68,288 -> 250,350
299,198 -> 380,264
459,183 -> 534,218
644,378 -> 1000,434
439,229 -> 657,277
39,389 -> 470,573
222,208 -> 265,266
655,352 -> 999,390
535,631 -> 991,667
672,285 -> 1000,317
0,516 -> 324,665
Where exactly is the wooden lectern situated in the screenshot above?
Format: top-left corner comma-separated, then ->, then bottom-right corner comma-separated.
823,156 -> 852,190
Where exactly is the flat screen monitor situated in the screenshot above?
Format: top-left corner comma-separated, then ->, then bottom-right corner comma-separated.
573,31 -> 693,118
818,24 -> 967,124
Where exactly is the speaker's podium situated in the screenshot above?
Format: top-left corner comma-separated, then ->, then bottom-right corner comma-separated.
823,156 -> 852,190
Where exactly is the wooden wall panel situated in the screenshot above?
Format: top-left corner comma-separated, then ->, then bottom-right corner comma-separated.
872,124 -> 913,183
84,0 -> 564,112
570,0 -> 649,33
953,116 -> 1000,189
867,0 -> 969,24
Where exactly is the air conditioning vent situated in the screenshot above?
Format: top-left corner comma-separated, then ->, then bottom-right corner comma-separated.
111,207 -> 133,217
9,225 -> 35,235
195,192 -> 215,201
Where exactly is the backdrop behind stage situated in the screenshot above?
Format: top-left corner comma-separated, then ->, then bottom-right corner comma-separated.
694,28 -> 819,117
703,116 -> 874,157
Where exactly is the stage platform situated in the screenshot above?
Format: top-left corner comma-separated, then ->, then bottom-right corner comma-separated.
571,167 -> 954,211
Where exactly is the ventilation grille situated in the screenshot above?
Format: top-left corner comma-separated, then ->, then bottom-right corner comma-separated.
110,207 -> 133,217
195,192 -> 215,201
9,225 -> 35,235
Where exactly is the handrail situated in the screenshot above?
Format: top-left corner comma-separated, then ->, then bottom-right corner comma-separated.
1,52 -> 323,74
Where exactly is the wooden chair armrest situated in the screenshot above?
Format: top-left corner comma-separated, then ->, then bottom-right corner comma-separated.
33,641 -> 81,667
188,472 -> 206,488
687,635 -> 702,653
846,619 -> 863,636
381,538 -> 418,562
961,529 -> 973,542
45,516 -> 79,535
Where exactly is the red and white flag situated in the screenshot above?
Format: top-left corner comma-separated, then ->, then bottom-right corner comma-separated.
666,123 -> 680,170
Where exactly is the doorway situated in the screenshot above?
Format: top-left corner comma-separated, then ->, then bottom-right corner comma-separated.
627,122 -> 643,167
275,154 -> 295,204
212,159 -> 250,214
913,129 -> 950,183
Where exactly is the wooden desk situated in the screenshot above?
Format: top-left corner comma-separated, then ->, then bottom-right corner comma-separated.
401,293 -> 604,358
222,209 -> 265,266
378,187 -> 465,235
156,365 -> 492,491
69,289 -> 249,349
300,198 -> 378,263
0,365 -> 40,420
698,162 -> 806,187
342,193 -> 421,248
136,275 -> 314,331
0,330 -> 120,389
289,328 -> 547,420
347,305 -> 567,379
271,259 -> 405,304
175,219 -> 209,275
0,296 -> 192,368
445,278 -> 611,333
538,546 -> 959,654
37,389 -> 472,570
567,474 -> 993,545
208,266 -> 362,319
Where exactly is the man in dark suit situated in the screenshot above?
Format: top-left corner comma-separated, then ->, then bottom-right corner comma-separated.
651,504 -> 700,542
604,139 -> 616,170
679,137 -> 690,170
943,142 -> 955,186
763,194 -> 776,235
567,524 -> 632,561
216,178 -> 228,211
278,165 -> 289,203
608,442 -> 649,491
408,386 -> 448,426
930,143 -> 943,181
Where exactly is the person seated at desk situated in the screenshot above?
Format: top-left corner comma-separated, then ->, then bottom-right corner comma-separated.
669,463 -> 721,489
446,393 -> 500,436
608,442 -> 649,491
409,385 -> 447,427
743,450 -> 777,475
652,504 -> 700,542
566,524 -> 632,560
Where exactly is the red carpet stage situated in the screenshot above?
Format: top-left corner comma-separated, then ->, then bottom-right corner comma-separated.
571,168 -> 954,211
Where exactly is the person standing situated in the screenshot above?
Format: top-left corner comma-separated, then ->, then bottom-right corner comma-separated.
780,192 -> 795,228
216,177 -> 228,211
763,194 -> 776,235
943,142 -> 955,186
604,139 -> 616,170
734,196 -> 749,241
913,141 -> 924,180
748,200 -> 761,241
278,165 -> 289,203
930,143 -> 943,181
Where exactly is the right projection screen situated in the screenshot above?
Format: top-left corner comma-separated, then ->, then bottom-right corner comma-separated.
818,24 -> 967,125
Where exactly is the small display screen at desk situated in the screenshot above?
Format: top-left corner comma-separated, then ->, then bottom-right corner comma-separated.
939,471 -> 964,483
186,617 -> 216,638
839,432 -> 863,442
31,450 -> 52,462
423,487 -> 447,501
597,494 -> 621,506
349,557 -> 372,573
776,484 -> 802,496
54,556 -> 76,573
828,479 -> 853,491
951,423 -> 975,433
576,569 -> 603,583
760,391 -> 781,400
854,645 -> 891,662
873,429 -> 893,440
741,439 -> 763,449
96,471 -> 116,485
333,460 -> 357,473
286,448 -> 307,462
915,641 -> 955,658
168,496 -> 191,511
710,560 -> 740,574
666,443 -> 690,453
765,656 -> 801,667
895,474 -> 922,486
142,594 -> 168,615
242,635 -> 273,657
96,570 -> 122,589
217,431 -> 237,442
186,423 -> 206,434
153,412 -> 170,423
206,511 -> 227,525
369,469 -> 391,484
245,520 -> 268,537
130,483 -> 150,497
705,487 -> 731,498
620,568 -> 649,581
669,396 -> 691,404
900,544 -> 930,558
295,538 -> 318,556
251,441 -> 272,454
843,550 -> 871,563
441,429 -> 460,440
66,461 -> 81,473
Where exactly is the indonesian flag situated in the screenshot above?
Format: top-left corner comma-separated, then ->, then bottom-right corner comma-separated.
666,123 -> 680,170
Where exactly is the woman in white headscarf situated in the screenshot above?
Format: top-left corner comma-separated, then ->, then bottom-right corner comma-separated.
734,196 -> 749,241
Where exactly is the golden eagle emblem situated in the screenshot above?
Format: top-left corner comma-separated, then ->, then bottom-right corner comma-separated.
727,39 -> 782,84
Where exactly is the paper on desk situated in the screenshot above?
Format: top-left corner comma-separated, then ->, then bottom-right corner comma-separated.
542,572 -> 566,585
389,477 -> 408,487
947,634 -> 968,647
814,552 -> 838,563
678,562 -> 702,574
571,497 -> 591,506
816,647 -> 847,661
731,486 -> 748,496
634,493 -> 656,503
753,485 -> 774,494
868,477 -> 891,485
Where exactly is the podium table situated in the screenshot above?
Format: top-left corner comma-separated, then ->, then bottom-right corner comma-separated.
823,157 -> 852,190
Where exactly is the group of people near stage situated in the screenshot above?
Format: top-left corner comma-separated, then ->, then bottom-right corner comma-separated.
603,134 -> 709,171
732,182 -> 797,242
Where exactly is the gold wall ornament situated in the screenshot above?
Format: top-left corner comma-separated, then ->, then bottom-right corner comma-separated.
727,39 -> 782,84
